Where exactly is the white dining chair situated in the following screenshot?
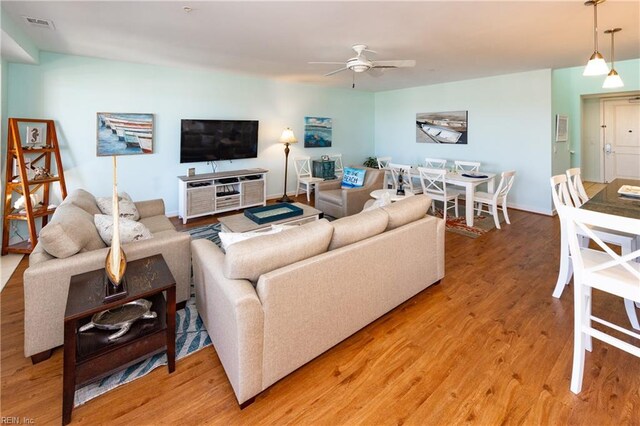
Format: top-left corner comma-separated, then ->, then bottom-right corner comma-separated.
473,171 -> 515,229
292,156 -> 324,202
376,156 -> 392,188
424,158 -> 447,169
454,160 -> 481,173
328,154 -> 344,179
560,204 -> 640,394
566,168 -> 590,207
550,174 -> 639,330
417,167 -> 458,221
389,163 -> 421,194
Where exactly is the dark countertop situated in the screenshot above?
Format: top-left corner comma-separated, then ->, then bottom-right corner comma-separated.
581,178 -> 640,219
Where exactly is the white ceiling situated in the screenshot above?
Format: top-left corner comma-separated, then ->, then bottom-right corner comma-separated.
2,1 -> 639,92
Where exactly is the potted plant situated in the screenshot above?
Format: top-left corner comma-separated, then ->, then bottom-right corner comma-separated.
363,157 -> 379,168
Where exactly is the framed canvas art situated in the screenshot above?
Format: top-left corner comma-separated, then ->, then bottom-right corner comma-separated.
416,111 -> 468,144
304,117 -> 332,148
97,113 -> 154,156
555,114 -> 568,142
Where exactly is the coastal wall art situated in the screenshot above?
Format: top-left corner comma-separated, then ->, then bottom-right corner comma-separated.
304,117 -> 332,148
416,111 -> 468,144
555,114 -> 568,142
97,113 -> 154,156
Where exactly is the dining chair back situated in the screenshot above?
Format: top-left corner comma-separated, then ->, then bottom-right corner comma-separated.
560,204 -> 640,394
566,168 -> 589,207
473,171 -> 515,229
293,156 -> 324,202
388,163 -> 421,194
376,156 -> 393,188
424,158 -> 447,169
328,154 -> 344,178
417,167 -> 458,221
550,174 -> 639,329
454,160 -> 481,173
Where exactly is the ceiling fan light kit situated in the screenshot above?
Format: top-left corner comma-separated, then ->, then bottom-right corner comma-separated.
583,0 -> 610,77
602,28 -> 624,89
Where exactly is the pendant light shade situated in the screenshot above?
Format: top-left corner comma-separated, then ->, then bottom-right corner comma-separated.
603,28 -> 624,88
583,0 -> 610,76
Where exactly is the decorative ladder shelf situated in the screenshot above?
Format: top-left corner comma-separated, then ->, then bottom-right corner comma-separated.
2,118 -> 67,255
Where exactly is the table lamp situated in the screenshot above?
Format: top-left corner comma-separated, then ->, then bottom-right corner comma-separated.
277,127 -> 298,203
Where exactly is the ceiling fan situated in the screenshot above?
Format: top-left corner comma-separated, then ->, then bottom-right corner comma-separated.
309,44 -> 416,77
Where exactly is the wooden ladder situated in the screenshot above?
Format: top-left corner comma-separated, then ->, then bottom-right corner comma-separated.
2,118 -> 67,255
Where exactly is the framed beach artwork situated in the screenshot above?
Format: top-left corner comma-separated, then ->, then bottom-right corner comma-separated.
97,113 -> 154,156
555,114 -> 568,142
416,111 -> 468,144
304,117 -> 332,148
25,125 -> 45,147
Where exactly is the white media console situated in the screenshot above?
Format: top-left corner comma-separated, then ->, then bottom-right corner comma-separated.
177,168 -> 268,224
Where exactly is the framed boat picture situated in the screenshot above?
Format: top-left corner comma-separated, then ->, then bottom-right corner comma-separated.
416,111 -> 468,144
97,113 -> 154,156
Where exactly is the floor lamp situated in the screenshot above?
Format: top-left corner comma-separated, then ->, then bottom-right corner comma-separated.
277,127 -> 298,203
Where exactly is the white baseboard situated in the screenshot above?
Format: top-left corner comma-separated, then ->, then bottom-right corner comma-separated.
506,202 -> 553,216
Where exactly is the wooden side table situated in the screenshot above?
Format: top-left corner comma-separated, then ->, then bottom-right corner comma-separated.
63,254 -> 176,425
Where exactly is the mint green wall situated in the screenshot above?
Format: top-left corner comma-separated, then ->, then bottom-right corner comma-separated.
551,58 -> 640,177
7,52 -> 374,215
374,69 -> 553,214
1,58 -> 7,239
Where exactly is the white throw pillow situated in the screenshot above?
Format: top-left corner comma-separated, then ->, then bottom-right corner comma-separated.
218,224 -> 291,251
96,192 -> 140,221
363,191 -> 392,212
94,214 -> 153,245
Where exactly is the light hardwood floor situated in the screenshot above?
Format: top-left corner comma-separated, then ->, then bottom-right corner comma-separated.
2,195 -> 639,424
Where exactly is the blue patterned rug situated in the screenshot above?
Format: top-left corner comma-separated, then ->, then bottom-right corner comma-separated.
74,225 -> 221,407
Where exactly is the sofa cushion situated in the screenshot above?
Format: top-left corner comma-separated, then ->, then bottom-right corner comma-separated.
62,189 -> 101,216
224,219 -> 334,282
94,214 -> 153,245
381,195 -> 430,231
39,204 -> 107,258
139,215 -> 175,234
96,192 -> 140,221
329,208 -> 389,250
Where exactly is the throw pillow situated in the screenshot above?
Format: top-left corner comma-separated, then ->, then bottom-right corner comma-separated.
341,167 -> 367,189
218,224 -> 291,251
96,192 -> 140,221
362,191 -> 392,212
94,214 -> 153,246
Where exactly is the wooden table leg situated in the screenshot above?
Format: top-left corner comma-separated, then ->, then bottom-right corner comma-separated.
166,287 -> 176,373
62,319 -> 77,425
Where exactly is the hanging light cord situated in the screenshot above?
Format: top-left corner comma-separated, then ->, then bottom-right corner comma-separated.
610,31 -> 615,69
593,2 -> 599,53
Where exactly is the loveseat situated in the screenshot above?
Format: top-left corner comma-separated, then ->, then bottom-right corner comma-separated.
191,195 -> 445,405
315,166 -> 385,218
23,189 -> 191,361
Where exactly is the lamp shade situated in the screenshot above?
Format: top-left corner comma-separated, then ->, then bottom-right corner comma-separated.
279,127 -> 298,144
583,52 -> 610,76
603,69 -> 624,88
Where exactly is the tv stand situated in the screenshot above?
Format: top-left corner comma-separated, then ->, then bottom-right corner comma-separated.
177,168 -> 268,224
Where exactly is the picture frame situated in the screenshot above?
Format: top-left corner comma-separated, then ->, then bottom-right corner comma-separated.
304,117 -> 332,148
555,114 -> 568,142
25,125 -> 45,148
416,111 -> 468,144
97,113 -> 154,156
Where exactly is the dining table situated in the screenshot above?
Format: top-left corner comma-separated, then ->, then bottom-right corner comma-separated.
580,178 -> 640,219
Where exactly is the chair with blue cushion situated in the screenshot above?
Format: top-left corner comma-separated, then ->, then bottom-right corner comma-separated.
315,167 -> 385,218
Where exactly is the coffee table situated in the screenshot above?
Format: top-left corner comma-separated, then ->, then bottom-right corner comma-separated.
218,202 -> 323,233
63,254 -> 176,425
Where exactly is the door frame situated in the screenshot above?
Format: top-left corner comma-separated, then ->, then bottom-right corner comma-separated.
580,91 -> 640,183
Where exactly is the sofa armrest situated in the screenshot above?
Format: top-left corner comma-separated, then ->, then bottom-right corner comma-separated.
317,179 -> 342,191
343,186 -> 376,216
135,199 -> 165,218
22,229 -> 191,358
191,239 -> 264,404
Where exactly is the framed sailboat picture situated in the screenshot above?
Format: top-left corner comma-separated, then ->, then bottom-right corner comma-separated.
97,113 -> 154,156
416,111 -> 468,144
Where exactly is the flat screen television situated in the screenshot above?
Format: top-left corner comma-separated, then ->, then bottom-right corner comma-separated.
180,119 -> 259,163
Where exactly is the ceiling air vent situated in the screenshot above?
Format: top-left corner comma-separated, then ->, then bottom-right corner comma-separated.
22,16 -> 55,30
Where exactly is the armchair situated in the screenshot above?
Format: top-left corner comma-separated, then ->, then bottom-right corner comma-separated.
314,167 -> 384,218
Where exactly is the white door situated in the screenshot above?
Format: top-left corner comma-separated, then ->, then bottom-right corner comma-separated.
602,99 -> 640,182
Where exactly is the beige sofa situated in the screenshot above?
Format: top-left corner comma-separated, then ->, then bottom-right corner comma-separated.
315,167 -> 385,218
23,189 -> 191,361
191,195 -> 445,405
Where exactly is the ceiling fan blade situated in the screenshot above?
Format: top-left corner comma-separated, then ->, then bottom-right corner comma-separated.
368,68 -> 384,77
308,61 -> 346,65
372,60 -> 416,68
324,67 -> 348,77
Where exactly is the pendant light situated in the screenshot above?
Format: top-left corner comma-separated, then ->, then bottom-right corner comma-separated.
603,28 -> 624,88
583,0 -> 610,76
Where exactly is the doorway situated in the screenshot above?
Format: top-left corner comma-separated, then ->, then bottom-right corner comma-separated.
601,97 -> 640,182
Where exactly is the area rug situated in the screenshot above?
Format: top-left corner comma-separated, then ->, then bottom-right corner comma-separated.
74,291 -> 211,406
435,205 -> 505,238
185,223 -> 222,245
